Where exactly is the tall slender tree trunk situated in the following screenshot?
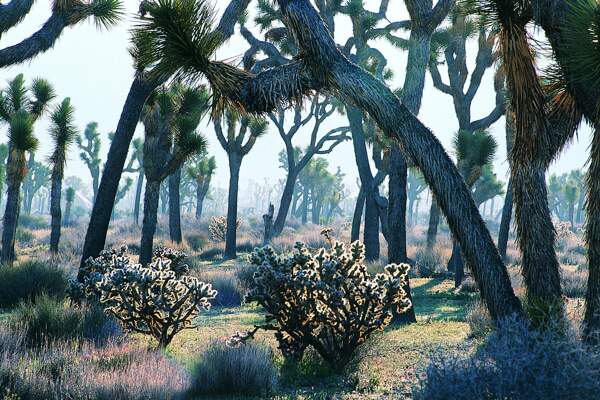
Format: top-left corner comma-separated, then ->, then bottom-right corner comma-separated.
224,156 -> 241,260
49,172 -> 62,253
23,153 -> 34,215
168,168 -> 182,243
568,202 -> 575,232
498,179 -> 513,261
133,170 -> 144,226
196,186 -> 205,220
140,180 -> 160,265
64,200 -> 72,226
301,185 -> 309,224
426,200 -> 440,251
79,77 -> 157,274
273,168 -> 298,235
584,128 -> 600,342
347,106 -> 379,260
1,177 -> 21,264
351,187 -> 365,242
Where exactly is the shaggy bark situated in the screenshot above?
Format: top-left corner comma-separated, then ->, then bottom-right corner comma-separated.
0,0 -> 34,34
225,157 -> 241,259
498,180 -> 513,261
351,186 -> 365,242
140,180 -> 160,265
426,201 -> 440,251
78,1 -> 249,272
49,172 -> 62,253
168,168 -> 182,243
1,176 -> 21,264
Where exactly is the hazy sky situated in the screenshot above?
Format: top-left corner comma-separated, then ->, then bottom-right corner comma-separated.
0,0 -> 593,198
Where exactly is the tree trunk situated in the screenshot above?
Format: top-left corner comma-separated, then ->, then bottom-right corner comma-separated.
140,180 -> 160,265
273,168 -> 298,235
79,77 -> 157,274
133,170 -> 144,226
351,187 -> 365,242
168,168 -> 182,243
92,172 -> 99,204
498,179 -> 513,261
585,128 -> 600,342
301,185 -> 309,224
1,177 -> 21,264
569,202 -> 575,232
49,172 -> 62,253
263,203 -> 274,245
388,145 -> 408,264
224,157 -> 241,260
576,189 -> 585,225
426,200 -> 440,251
64,201 -> 72,227
195,186 -> 205,221
347,106 -> 379,260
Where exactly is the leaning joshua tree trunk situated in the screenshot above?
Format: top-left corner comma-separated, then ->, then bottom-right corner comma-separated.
49,171 -> 63,253
168,168 -> 182,244
1,174 -> 21,264
585,127 -> 600,341
351,187 -> 365,242
224,157 -> 241,259
140,180 -> 161,265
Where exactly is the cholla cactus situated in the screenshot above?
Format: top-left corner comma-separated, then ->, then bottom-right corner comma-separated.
233,241 -> 411,370
209,216 -> 241,242
69,247 -> 216,348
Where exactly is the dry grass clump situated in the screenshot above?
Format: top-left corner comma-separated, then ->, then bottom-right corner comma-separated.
192,268 -> 245,307
0,260 -> 68,308
188,341 -> 277,397
561,267 -> 587,298
413,249 -> 445,277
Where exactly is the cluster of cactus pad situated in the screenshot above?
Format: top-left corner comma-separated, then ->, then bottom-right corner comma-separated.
230,241 -> 411,370
208,216 -> 241,242
69,247 -> 216,348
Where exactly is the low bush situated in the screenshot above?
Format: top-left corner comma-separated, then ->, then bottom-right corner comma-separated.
16,228 -> 35,245
233,242 -> 411,371
10,294 -> 120,346
186,233 -> 207,251
18,214 -> 47,230
561,268 -> 587,298
194,270 -> 244,307
209,216 -> 241,243
189,341 -> 277,397
198,246 -> 223,260
0,325 -> 189,399
414,249 -> 444,277
236,264 -> 258,292
0,261 -> 68,308
465,300 -> 493,339
70,247 -> 216,348
414,316 -> 600,400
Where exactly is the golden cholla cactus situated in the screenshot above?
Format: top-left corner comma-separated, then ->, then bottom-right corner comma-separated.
70,247 -> 216,348
231,241 -> 411,371
208,216 -> 241,242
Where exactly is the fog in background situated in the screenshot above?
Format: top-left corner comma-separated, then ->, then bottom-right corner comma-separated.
0,0 -> 592,210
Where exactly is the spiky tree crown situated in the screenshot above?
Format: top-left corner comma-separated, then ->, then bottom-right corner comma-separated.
48,97 -> 78,172
53,0 -> 124,29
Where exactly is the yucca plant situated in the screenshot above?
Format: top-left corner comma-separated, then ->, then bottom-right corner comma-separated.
76,122 -> 102,202
139,83 -> 209,265
64,187 -> 76,226
2,111 -> 38,264
48,97 -> 78,253
187,155 -> 216,221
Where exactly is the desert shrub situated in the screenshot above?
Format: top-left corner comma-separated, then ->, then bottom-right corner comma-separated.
458,277 -> 478,294
69,247 -> 216,348
15,228 -> 35,245
561,269 -> 587,298
198,246 -> 223,260
10,294 -> 120,346
414,316 -> 600,400
0,326 -> 189,400
236,240 -> 257,254
414,249 -> 444,277
233,242 -> 411,371
209,216 -> 241,242
189,341 -> 277,397
18,214 -> 47,230
186,233 -> 207,251
0,261 -> 68,308
236,264 -> 258,292
465,300 -> 493,339
195,270 -> 244,307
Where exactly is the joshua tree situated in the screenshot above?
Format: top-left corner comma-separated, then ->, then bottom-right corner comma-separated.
22,159 -> 50,214
0,0 -> 123,68
124,138 -> 144,225
188,155 -> 216,221
407,167 -> 427,227
0,74 -> 54,263
77,122 -> 102,202
64,187 -> 75,226
85,0 -> 526,321
139,84 -> 207,265
1,110 -> 38,264
48,98 -> 78,253
78,0 -> 248,272
0,143 -> 8,205
214,111 -> 268,259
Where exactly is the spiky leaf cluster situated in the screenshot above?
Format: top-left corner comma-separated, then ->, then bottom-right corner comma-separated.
208,216 -> 241,243
237,241 -> 411,370
69,246 -> 216,347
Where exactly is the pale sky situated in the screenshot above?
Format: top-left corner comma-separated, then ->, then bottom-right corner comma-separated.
0,0 -> 592,201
